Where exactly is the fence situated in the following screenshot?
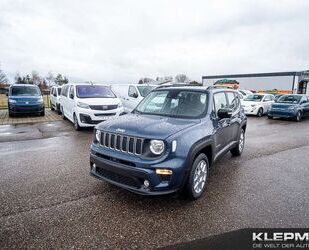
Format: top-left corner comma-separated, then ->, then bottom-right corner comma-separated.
0,94 -> 52,109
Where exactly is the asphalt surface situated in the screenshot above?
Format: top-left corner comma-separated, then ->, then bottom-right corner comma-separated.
1,116 -> 309,249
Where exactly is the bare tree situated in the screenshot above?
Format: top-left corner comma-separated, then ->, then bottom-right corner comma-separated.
0,65 -> 8,84
46,71 -> 55,86
138,77 -> 155,84
175,74 -> 189,83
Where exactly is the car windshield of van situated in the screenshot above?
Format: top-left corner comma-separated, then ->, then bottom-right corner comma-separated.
134,90 -> 207,118
137,86 -> 156,97
244,94 -> 263,102
57,87 -> 62,95
277,95 -> 302,104
11,86 -> 40,96
76,85 -> 116,98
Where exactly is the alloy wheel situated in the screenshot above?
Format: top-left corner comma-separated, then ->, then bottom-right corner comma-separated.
193,160 -> 208,194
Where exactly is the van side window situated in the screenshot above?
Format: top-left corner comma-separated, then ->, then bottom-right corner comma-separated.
62,85 -> 69,97
69,85 -> 74,99
128,86 -> 138,98
213,92 -> 228,113
226,92 -> 238,111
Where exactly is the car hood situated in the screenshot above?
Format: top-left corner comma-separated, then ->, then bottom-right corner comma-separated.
271,103 -> 298,109
9,96 -> 42,102
76,98 -> 120,105
242,100 -> 261,106
97,113 -> 200,139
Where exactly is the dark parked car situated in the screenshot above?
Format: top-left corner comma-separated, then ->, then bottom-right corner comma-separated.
268,94 -> 309,121
7,84 -> 45,117
90,87 -> 247,199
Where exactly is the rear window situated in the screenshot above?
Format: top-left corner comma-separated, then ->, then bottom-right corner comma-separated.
76,85 -> 116,98
11,86 -> 41,96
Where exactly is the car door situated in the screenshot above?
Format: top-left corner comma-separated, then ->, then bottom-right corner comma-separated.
212,92 -> 230,154
300,96 -> 309,117
127,85 -> 140,111
61,85 -> 69,117
50,88 -> 55,107
226,91 -> 240,142
262,95 -> 273,113
67,85 -> 75,121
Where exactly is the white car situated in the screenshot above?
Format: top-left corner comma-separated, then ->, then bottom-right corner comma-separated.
242,93 -> 275,117
111,84 -> 157,113
50,86 -> 62,114
60,83 -> 124,130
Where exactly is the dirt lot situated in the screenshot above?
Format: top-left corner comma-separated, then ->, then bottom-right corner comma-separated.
0,109 -> 62,125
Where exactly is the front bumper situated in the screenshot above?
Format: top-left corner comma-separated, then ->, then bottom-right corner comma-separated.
9,104 -> 44,114
77,107 -> 124,127
268,109 -> 296,118
243,107 -> 258,115
89,145 -> 186,195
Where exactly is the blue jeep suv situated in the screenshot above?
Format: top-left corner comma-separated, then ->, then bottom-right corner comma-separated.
90,86 -> 247,199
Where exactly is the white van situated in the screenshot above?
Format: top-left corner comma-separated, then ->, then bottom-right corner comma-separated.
49,86 -> 62,114
111,84 -> 157,113
60,83 -> 124,130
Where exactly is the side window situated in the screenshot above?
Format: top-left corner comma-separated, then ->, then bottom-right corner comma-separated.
226,92 -> 238,111
128,86 -> 138,98
50,88 -> 54,95
263,95 -> 271,101
62,85 -> 69,97
270,95 -> 275,101
214,92 -> 228,114
69,85 -> 74,99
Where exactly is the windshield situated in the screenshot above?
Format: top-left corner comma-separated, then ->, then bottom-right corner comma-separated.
76,85 -> 116,98
137,86 -> 156,97
244,94 -> 264,102
134,90 -> 207,118
57,87 -> 62,95
277,95 -> 302,104
11,86 -> 41,96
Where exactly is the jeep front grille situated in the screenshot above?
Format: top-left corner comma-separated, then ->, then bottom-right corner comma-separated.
100,132 -> 144,155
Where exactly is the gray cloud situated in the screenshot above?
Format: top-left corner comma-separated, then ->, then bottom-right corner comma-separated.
0,0 -> 309,84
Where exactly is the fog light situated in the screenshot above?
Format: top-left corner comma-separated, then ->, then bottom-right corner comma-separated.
156,169 -> 173,175
143,180 -> 150,188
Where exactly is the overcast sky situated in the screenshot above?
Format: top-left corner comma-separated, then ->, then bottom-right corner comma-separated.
0,0 -> 309,84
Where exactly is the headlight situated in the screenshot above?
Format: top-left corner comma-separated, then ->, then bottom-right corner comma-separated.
288,106 -> 295,110
77,102 -> 90,109
8,99 -> 16,103
251,104 -> 256,107
95,129 -> 101,143
150,140 -> 165,155
118,102 -> 123,108
37,97 -> 44,104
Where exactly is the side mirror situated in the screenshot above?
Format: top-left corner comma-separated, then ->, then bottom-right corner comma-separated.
130,92 -> 138,98
70,93 -> 74,99
6,93 -> 8,97
217,108 -> 232,119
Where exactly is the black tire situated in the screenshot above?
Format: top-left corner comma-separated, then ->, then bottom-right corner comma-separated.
50,102 -> 54,111
61,107 -> 66,120
267,115 -> 273,119
8,110 -> 14,117
40,109 -> 45,116
230,129 -> 245,156
57,104 -> 61,115
257,107 -> 263,117
73,114 -> 81,131
184,153 -> 209,200
295,111 -> 302,122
